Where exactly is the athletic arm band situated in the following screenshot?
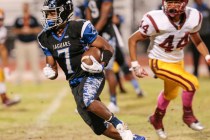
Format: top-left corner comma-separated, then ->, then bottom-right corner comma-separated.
101,50 -> 113,66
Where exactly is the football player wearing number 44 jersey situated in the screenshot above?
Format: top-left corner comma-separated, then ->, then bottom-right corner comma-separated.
38,0 -> 145,140
129,0 -> 210,139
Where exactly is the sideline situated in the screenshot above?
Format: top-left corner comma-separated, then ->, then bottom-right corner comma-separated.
25,87 -> 68,139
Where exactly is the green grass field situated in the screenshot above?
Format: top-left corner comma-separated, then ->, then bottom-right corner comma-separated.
0,77 -> 210,140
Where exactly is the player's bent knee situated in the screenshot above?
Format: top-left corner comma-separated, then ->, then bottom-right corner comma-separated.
193,79 -> 199,91
92,127 -> 106,135
93,130 -> 103,135
186,77 -> 199,92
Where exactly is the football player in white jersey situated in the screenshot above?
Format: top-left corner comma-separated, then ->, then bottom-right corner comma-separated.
0,9 -> 20,107
128,0 -> 210,139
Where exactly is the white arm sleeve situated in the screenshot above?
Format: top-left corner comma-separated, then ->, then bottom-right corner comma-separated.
190,11 -> 203,33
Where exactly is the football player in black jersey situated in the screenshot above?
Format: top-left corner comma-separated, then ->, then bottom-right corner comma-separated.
37,0 -> 145,140
86,0 -> 120,113
112,14 -> 144,97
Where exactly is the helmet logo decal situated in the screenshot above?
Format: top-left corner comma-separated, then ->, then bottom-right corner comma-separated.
49,0 -> 56,8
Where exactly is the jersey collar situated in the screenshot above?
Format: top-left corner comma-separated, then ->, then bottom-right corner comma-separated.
51,23 -> 69,42
167,13 -> 186,30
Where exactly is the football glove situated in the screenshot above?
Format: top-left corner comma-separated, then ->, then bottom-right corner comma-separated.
43,64 -> 56,79
81,55 -> 104,73
129,61 -> 148,78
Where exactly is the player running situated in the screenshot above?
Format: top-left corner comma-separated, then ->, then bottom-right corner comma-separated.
38,0 -> 146,139
128,0 -> 210,139
0,8 -> 20,107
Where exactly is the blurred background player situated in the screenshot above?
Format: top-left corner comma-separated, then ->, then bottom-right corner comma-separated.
76,1 -> 144,98
38,0 -> 146,139
74,1 -> 86,20
0,8 -> 20,107
191,0 -> 210,77
112,13 -> 144,97
13,2 -> 41,85
112,61 -> 127,93
128,0 -> 209,139
85,0 -> 120,113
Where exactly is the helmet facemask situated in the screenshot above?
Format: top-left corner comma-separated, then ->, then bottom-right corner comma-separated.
163,0 -> 187,17
41,7 -> 62,30
41,0 -> 73,30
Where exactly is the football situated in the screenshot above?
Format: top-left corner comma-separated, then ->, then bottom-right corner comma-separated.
81,47 -> 102,65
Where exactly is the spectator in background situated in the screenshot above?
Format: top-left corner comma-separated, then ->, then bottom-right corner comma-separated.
191,0 -> 210,77
13,3 -> 41,84
0,8 -> 20,107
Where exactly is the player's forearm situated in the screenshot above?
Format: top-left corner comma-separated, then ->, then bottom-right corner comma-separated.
13,28 -> 23,35
30,27 -> 41,34
91,36 -> 114,54
95,18 -> 108,32
95,2 -> 111,32
128,37 -> 138,61
196,42 -> 210,57
85,8 -> 91,20
46,56 -> 58,79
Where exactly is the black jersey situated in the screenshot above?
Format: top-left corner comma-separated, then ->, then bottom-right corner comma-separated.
87,0 -> 114,36
38,20 -> 98,86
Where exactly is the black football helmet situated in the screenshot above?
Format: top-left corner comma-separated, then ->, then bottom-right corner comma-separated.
162,0 -> 188,17
41,0 -> 73,30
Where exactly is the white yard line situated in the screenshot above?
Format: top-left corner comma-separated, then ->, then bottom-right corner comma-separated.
26,87 -> 68,139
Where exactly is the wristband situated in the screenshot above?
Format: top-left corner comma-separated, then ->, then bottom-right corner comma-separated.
101,50 -> 113,66
131,61 -> 140,67
205,55 -> 210,61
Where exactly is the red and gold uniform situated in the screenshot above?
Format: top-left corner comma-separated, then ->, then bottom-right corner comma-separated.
139,7 -> 202,99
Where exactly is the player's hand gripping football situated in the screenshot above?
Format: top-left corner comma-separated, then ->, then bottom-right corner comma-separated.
129,61 -> 148,78
205,55 -> 210,66
43,64 -> 56,79
81,55 -> 104,73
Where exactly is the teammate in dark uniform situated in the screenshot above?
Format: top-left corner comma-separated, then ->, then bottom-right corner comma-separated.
37,0 -> 145,140
112,14 -> 144,97
85,0 -> 120,113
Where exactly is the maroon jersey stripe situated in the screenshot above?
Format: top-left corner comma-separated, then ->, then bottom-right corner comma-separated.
147,14 -> 160,33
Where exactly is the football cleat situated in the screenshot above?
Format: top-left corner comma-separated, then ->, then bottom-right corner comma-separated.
3,96 -> 21,107
107,102 -> 120,113
149,116 -> 167,139
189,122 -> 204,131
116,123 -> 133,140
137,90 -> 144,98
183,106 -> 204,131
155,129 -> 167,139
149,108 -> 167,139
133,134 -> 146,140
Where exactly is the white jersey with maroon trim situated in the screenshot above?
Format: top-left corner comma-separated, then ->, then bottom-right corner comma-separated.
139,7 -> 202,62
0,26 -> 7,44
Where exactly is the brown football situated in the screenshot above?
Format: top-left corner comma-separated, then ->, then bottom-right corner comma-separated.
81,47 -> 102,65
